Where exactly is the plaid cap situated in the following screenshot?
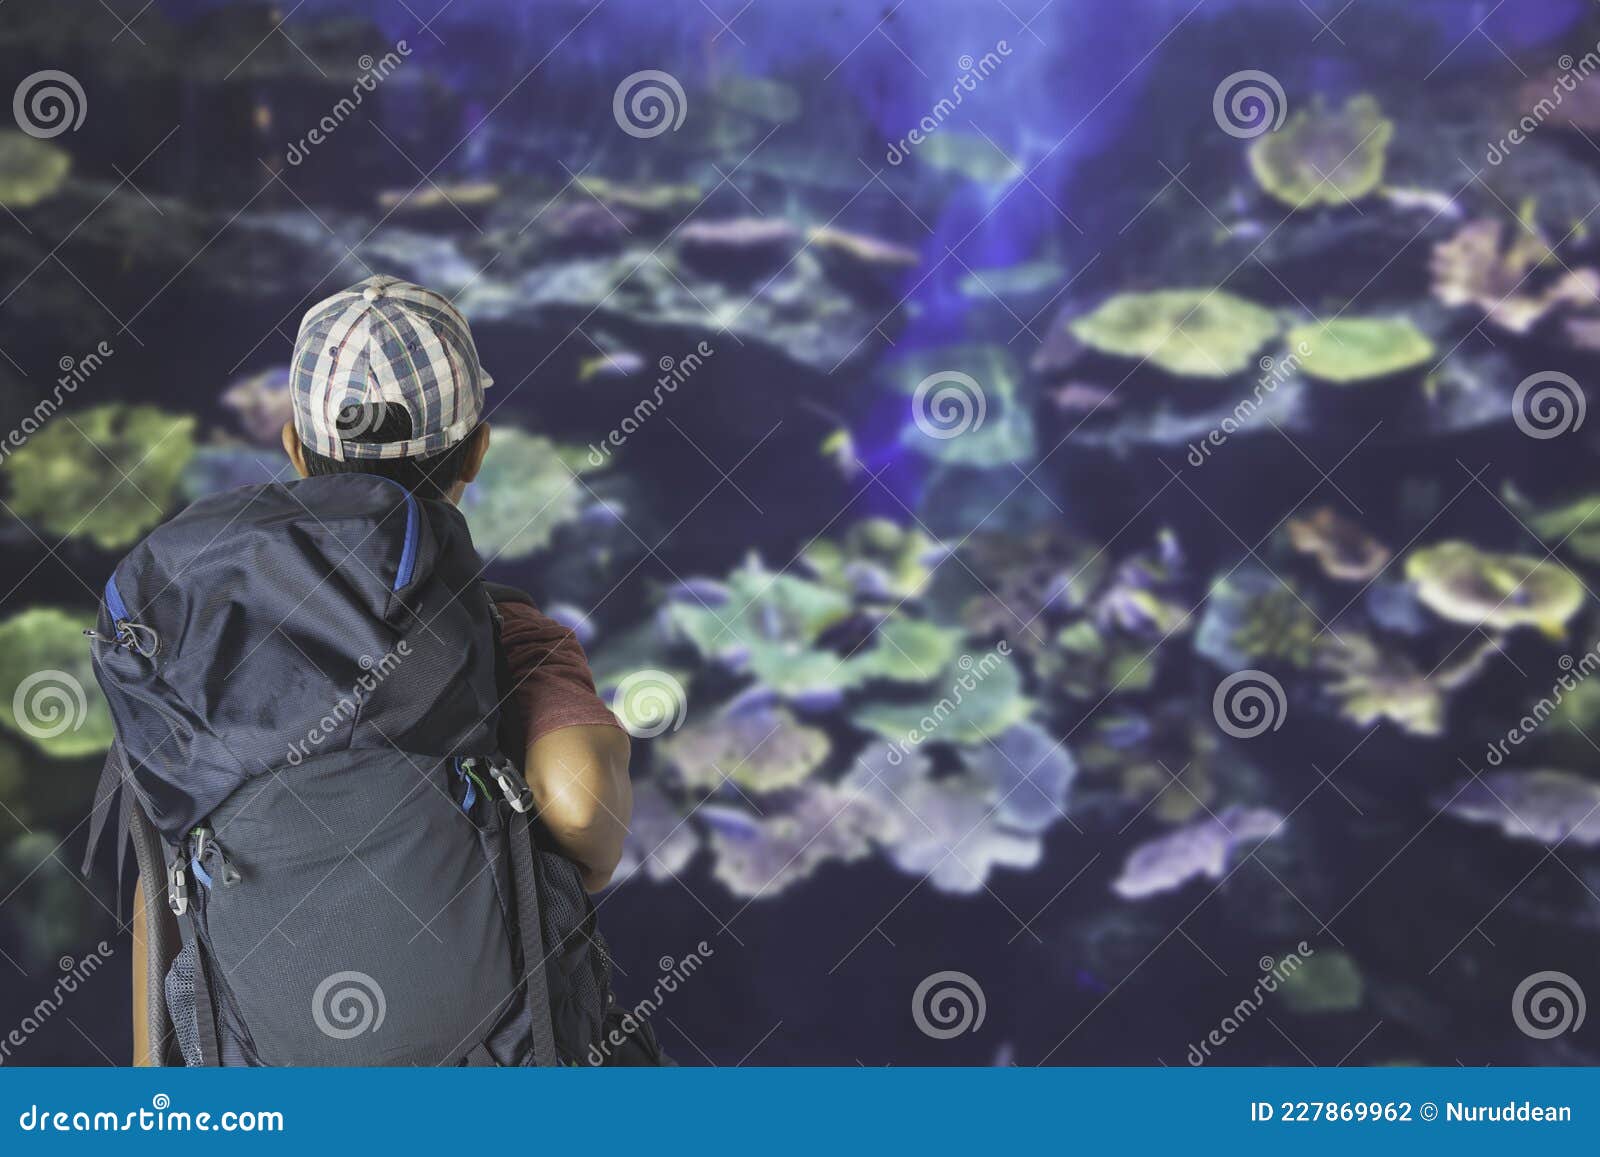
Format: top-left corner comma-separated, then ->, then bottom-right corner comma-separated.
289,274 -> 493,460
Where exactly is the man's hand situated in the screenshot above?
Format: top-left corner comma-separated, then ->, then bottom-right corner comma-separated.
523,723 -> 632,892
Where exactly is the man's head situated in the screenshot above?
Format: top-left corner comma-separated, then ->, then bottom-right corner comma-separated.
281,274 -> 493,502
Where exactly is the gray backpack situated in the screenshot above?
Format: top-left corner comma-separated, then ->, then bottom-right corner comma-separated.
84,474 -> 647,1066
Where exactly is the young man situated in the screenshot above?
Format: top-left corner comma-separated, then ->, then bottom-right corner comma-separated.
130,274 -> 631,1064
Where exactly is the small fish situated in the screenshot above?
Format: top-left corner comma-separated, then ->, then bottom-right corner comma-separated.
1380,185 -> 1464,220
662,577 -> 732,606
578,350 -> 645,381
820,428 -> 862,480
958,260 -> 1066,300
1220,218 -> 1268,241
544,602 -> 595,646
699,803 -> 763,841
1050,382 -> 1119,412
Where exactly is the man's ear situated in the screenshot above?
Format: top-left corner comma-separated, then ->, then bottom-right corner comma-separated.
444,423 -> 489,505
460,423 -> 491,485
282,422 -> 311,478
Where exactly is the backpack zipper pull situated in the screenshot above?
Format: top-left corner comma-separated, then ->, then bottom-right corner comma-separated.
82,621 -> 160,657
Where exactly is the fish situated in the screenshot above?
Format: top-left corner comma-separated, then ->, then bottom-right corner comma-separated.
1380,185 -> 1464,220
1112,807 -> 1284,900
544,602 -> 595,646
1050,382 -> 1119,412
958,260 -> 1066,300
578,350 -> 645,381
820,428 -> 862,480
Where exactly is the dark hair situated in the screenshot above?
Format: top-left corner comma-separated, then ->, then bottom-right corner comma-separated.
300,403 -> 478,501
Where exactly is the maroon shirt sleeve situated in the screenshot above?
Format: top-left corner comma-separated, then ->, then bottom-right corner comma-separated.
496,600 -> 622,744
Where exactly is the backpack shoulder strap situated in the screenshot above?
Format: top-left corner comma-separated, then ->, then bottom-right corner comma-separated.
128,798 -> 181,1065
487,588 -> 560,1067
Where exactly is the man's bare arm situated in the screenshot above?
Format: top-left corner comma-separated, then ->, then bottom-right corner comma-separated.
524,724 -> 632,892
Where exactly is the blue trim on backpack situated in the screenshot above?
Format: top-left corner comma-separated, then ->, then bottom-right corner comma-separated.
104,574 -> 129,623
453,757 -> 476,812
190,854 -> 213,890
375,479 -> 420,591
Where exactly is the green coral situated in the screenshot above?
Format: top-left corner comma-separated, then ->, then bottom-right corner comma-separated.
902,394 -> 1035,468
894,345 -> 1035,467
1248,95 -> 1394,209
1288,317 -> 1435,383
0,608 -> 113,758
0,132 -> 70,208
1231,586 -> 1326,668
662,704 -> 830,793
668,561 -> 854,662
1047,620 -> 1158,699
2,404 -> 195,549
460,427 -> 596,561
804,518 -> 943,601
1067,289 -> 1280,378
1505,487 -> 1600,565
743,638 -> 866,700
852,653 -> 1032,746
844,617 -> 966,684
1277,951 -> 1365,1013
1405,541 -> 1585,639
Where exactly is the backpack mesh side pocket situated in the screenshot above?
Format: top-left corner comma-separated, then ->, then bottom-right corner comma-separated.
165,941 -> 202,1067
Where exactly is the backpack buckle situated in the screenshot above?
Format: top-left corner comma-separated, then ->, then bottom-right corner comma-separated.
166,850 -> 189,916
485,757 -> 534,814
